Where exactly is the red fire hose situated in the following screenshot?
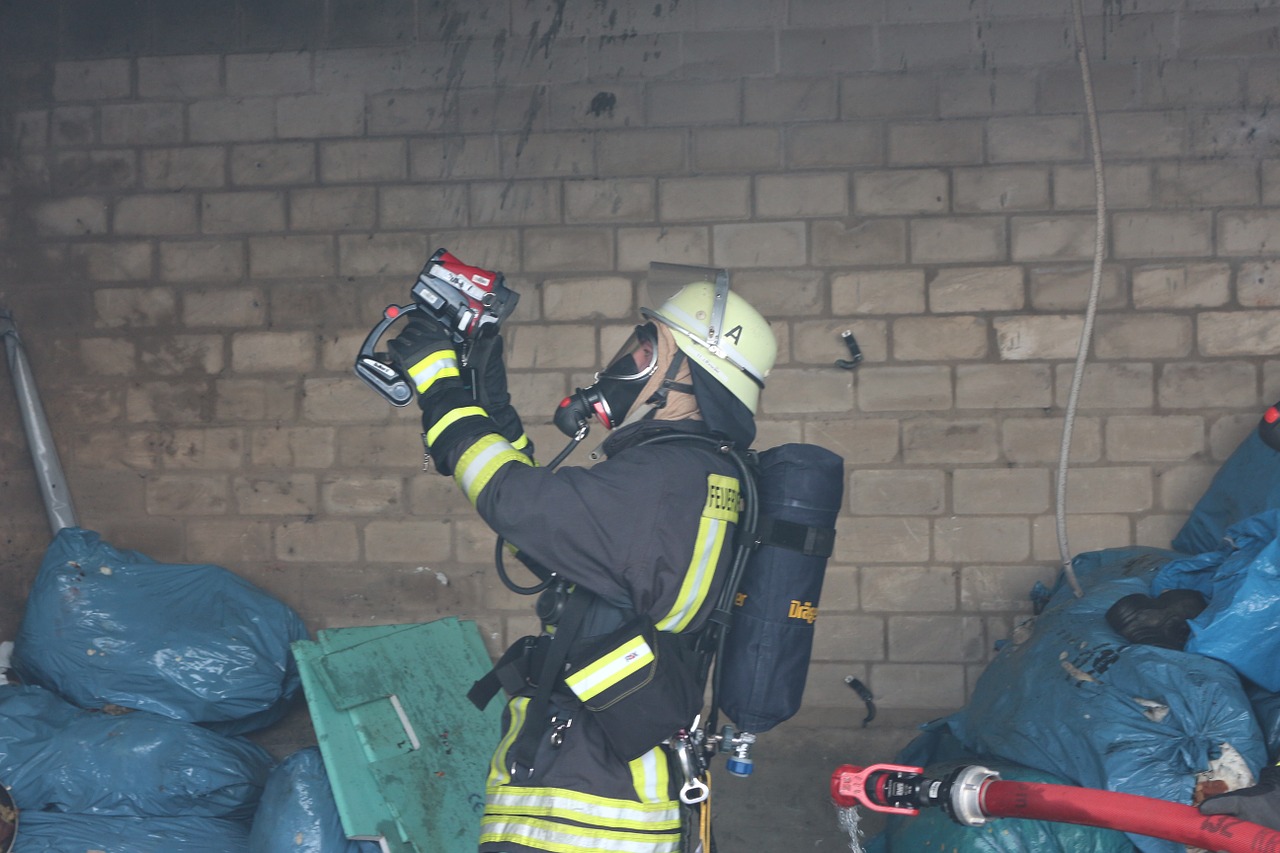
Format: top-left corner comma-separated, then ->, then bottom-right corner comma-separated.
832,763 -> 1280,853
982,779 -> 1280,853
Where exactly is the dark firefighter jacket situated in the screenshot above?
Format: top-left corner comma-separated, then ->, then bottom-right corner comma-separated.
445,416 -> 744,853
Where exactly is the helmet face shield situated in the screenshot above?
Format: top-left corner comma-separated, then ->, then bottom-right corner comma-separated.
642,262 -> 725,315
599,323 -> 659,383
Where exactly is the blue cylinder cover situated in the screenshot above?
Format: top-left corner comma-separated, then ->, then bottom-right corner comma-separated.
719,443 -> 844,734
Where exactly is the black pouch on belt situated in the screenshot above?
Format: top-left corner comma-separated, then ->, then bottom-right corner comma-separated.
563,618 -> 702,761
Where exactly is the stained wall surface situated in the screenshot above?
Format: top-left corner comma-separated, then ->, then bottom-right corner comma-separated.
1,0 -> 1279,733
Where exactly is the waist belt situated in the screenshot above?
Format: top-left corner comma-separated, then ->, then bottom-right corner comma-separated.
467,634 -> 550,711
466,587 -> 596,779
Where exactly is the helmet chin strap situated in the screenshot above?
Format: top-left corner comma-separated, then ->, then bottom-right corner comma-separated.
639,350 -> 692,417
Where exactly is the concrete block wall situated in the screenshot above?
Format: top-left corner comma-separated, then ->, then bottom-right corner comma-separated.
1,0 -> 1279,726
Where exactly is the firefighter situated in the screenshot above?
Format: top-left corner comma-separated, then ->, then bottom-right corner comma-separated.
388,269 -> 777,853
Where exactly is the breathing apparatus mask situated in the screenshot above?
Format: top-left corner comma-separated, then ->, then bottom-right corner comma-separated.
554,322 -> 691,436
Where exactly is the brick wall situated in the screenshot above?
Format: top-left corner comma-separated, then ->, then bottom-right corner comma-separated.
1,0 -> 1279,723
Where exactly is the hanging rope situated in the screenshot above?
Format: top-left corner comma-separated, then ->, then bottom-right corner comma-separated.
1055,0 -> 1109,597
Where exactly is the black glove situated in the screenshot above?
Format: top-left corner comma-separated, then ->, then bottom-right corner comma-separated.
467,332 -> 534,458
386,319 -> 461,402
467,332 -> 510,410
387,319 -> 486,475
1200,765 -> 1280,829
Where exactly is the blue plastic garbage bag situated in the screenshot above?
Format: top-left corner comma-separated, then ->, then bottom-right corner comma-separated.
0,683 -> 272,819
1037,546 -> 1183,609
1154,510 -> 1280,691
13,812 -> 250,853
12,527 -> 308,733
249,748 -> 381,853
1174,426 -> 1280,555
938,548 -> 1266,853
1246,683 -> 1280,759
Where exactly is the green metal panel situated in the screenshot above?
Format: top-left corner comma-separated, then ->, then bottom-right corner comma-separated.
292,618 -> 501,853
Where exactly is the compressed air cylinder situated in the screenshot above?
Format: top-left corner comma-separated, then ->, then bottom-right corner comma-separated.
719,443 -> 844,735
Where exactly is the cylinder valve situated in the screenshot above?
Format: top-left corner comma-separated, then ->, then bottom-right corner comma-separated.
725,731 -> 756,777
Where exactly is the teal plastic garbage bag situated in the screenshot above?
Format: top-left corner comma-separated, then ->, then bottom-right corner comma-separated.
12,527 -> 308,734
1154,510 -> 1280,691
248,748 -> 379,853
0,684 -> 272,819
13,812 -> 250,853
939,548 -> 1265,853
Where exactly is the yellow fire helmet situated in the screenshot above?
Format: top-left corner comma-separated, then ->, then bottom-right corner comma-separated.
640,263 -> 777,414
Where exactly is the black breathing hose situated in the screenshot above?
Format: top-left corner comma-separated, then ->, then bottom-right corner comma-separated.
493,430 -> 587,596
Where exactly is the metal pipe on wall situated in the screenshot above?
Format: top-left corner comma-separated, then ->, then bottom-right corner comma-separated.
0,310 -> 77,534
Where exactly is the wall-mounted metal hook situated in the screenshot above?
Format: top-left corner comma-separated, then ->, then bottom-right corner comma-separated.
844,675 -> 876,727
835,330 -> 863,370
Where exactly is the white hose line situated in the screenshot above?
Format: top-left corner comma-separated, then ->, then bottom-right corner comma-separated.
1056,0 -> 1108,597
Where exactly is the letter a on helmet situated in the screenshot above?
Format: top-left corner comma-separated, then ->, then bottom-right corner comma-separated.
641,263 -> 777,414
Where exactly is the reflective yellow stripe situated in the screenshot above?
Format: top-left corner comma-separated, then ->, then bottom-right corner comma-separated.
455,434 -> 533,505
485,786 -> 679,830
657,515 -> 727,632
656,473 -> 739,632
407,349 -> 459,393
426,405 -> 486,445
629,748 -> 670,804
488,697 -> 529,787
564,634 -> 653,702
480,817 -> 680,853
511,432 -> 530,452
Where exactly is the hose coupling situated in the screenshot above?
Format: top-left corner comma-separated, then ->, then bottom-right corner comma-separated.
943,764 -> 1000,827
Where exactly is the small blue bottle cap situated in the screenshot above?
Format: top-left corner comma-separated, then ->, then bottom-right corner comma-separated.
725,756 -> 754,777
